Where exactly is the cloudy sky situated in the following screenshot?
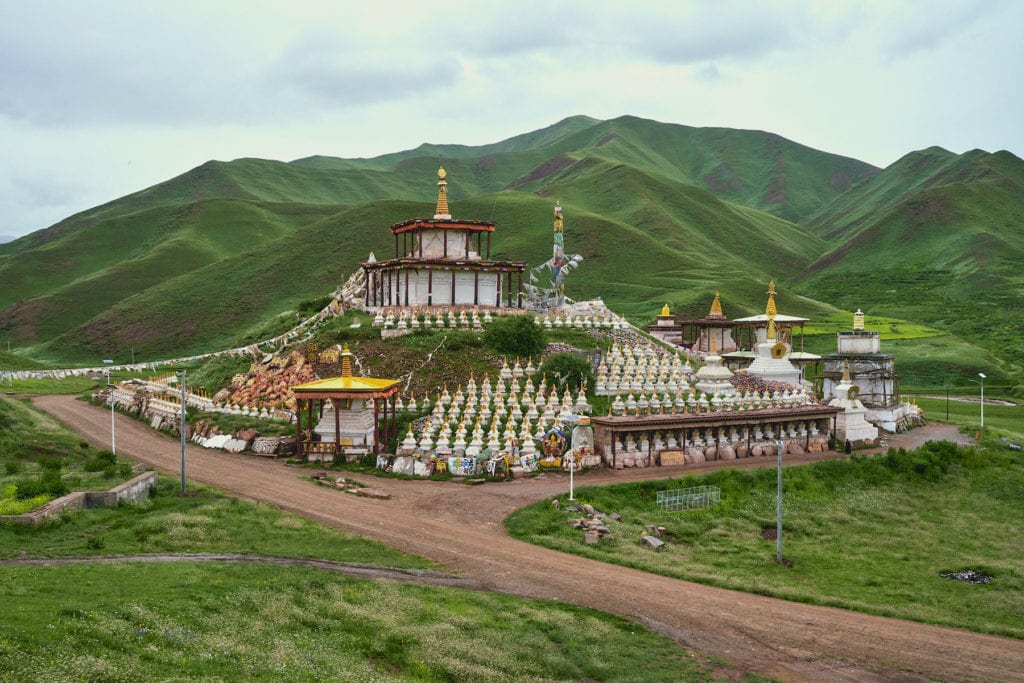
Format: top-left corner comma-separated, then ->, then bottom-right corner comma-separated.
2,0 -> 1022,239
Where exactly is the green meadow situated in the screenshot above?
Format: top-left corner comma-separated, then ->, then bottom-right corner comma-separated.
506,440 -> 1024,638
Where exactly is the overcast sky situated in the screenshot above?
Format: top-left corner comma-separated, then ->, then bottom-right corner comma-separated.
2,0 -> 1022,239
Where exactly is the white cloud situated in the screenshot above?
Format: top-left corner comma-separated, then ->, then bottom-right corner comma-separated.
1,0 -> 1022,237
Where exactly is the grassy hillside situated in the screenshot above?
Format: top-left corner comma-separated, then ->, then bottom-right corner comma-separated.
1,114 -> 1021,389
795,147 -> 1024,383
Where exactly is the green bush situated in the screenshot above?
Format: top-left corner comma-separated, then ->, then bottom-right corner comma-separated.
486,315 -> 546,359
84,450 -> 118,473
534,352 -> 595,394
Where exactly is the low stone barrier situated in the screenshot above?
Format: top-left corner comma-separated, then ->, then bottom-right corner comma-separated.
0,471 -> 158,526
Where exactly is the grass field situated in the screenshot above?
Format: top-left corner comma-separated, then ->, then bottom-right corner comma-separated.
0,562 -> 712,682
0,394 -> 731,681
506,440 -> 1024,638
909,396 -> 1023,438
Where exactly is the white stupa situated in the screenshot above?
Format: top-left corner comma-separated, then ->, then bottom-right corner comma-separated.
744,281 -> 802,387
829,360 -> 879,446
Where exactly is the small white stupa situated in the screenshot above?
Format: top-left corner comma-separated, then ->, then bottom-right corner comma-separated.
829,360 -> 879,446
744,281 -> 802,387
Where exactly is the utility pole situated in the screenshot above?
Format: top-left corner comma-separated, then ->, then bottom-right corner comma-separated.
776,432 -> 784,564
105,370 -> 116,454
178,370 -> 187,494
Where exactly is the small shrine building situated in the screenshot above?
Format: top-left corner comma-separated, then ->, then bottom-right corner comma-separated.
362,167 -> 528,310
292,345 -> 399,461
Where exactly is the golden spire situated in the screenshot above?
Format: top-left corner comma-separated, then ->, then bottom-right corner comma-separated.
341,343 -> 353,377
661,303 -> 670,317
553,202 -> 563,233
765,280 -> 778,319
434,166 -> 450,219
710,291 -> 723,317
842,359 -> 851,382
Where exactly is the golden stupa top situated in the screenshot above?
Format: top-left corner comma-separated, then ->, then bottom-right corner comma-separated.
660,304 -> 671,317
292,344 -> 399,395
553,202 -> 563,233
706,290 -> 726,320
434,166 -> 450,219
842,359 -> 852,382
853,308 -> 865,331
765,280 -> 778,319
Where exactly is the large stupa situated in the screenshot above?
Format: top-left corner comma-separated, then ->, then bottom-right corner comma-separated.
743,281 -> 802,387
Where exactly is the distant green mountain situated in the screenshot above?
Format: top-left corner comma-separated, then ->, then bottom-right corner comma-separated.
2,114 -> 1021,390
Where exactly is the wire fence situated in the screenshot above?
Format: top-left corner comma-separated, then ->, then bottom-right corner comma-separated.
656,485 -> 721,512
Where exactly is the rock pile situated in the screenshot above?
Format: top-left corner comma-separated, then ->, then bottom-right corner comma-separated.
312,473 -> 391,500
214,351 -> 315,412
564,502 -> 616,545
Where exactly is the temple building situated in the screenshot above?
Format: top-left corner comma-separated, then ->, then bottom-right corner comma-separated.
362,168 -> 527,310
676,292 -> 754,354
292,345 -> 400,461
822,309 -> 922,432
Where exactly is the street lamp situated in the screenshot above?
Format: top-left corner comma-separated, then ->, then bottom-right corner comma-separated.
105,370 -> 116,454
968,372 -> 986,429
177,370 -> 187,494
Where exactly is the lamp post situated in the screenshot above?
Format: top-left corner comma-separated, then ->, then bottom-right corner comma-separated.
968,372 -> 986,429
105,370 -> 116,454
177,370 -> 187,494
776,433 -> 784,564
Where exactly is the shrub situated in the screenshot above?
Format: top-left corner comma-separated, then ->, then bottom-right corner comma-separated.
84,450 -> 118,472
486,315 -> 546,358
534,352 -> 595,394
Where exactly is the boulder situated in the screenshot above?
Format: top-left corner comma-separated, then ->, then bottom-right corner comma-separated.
251,437 -> 281,456
736,445 -> 749,458
223,438 -> 248,453
642,534 -> 665,549
719,446 -> 736,460
351,487 -> 391,500
704,446 -> 718,461
684,448 -> 706,465
237,428 -> 259,446
787,443 -> 804,455
584,530 -> 600,545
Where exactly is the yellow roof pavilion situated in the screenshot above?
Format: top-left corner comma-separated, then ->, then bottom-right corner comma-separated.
292,345 -> 399,398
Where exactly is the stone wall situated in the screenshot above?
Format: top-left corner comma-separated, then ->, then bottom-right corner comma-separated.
0,471 -> 158,526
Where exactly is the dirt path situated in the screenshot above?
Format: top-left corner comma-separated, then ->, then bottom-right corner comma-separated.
0,553 -> 481,588
33,396 -> 1023,682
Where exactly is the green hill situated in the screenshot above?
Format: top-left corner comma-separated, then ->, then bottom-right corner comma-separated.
1,114 -> 1021,391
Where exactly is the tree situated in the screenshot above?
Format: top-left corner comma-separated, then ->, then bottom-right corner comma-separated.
535,352 -> 595,394
486,315 -> 546,359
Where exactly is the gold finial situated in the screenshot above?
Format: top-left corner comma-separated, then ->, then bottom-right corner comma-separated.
842,359 -> 851,382
435,166 -> 450,218
765,280 -> 778,319
661,303 -> 670,317
553,202 -> 563,233
853,308 -> 865,331
707,290 -> 725,320
766,318 -> 777,341
341,344 -> 353,377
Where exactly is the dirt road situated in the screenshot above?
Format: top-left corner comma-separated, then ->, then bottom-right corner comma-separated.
34,396 -> 1022,682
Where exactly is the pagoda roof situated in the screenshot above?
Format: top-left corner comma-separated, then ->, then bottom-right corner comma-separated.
733,313 -> 810,323
292,375 -> 399,397
390,218 -> 496,234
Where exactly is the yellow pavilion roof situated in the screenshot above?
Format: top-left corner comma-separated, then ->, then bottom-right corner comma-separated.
292,344 -> 399,396
292,375 -> 399,394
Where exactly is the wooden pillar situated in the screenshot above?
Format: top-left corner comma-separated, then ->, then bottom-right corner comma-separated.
334,398 -> 340,454
465,233 -> 469,259
611,430 -> 617,469
443,230 -> 448,258
518,270 -> 523,308
391,393 -> 397,442
295,399 -> 303,460
450,268 -> 456,305
364,273 -> 370,307
477,232 -> 482,257
805,420 -> 810,450
506,272 -> 512,307
419,229 -> 423,258
404,270 -> 409,306
715,428 -> 720,459
373,399 -> 380,455
428,269 -> 433,306
474,270 -> 479,305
